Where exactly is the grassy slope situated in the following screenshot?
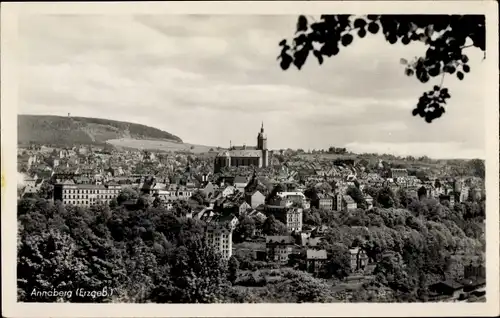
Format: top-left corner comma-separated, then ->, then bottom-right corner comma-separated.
18,115 -> 183,146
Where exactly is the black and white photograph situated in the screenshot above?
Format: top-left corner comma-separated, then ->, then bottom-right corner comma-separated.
1,1 -> 499,317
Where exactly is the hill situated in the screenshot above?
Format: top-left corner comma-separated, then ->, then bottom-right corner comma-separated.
18,115 -> 183,146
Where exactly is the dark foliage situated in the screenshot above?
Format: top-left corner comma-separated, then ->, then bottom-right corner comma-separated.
278,15 -> 486,123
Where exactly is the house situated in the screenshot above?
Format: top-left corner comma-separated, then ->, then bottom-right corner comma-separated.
364,194 -> 373,209
222,185 -> 236,198
22,178 -> 45,196
238,201 -> 252,215
315,193 -> 333,210
306,249 -> 327,276
266,235 -> 295,264
390,168 -> 408,178
349,247 -> 369,272
300,232 -> 323,247
429,280 -> 464,298
233,176 -> 248,191
248,210 -> 267,223
202,181 -> 215,198
342,195 -> 357,212
245,190 -> 266,209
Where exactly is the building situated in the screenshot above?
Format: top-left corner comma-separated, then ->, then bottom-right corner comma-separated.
53,183 -> 122,207
238,201 -> 252,215
316,193 -> 334,210
245,190 -> 266,208
267,206 -> 303,233
306,249 -> 328,276
459,185 -> 470,203
233,176 -> 249,192
390,168 -> 408,178
428,280 -> 464,298
349,247 -> 369,272
266,235 -> 295,264
342,195 -> 357,212
214,123 -> 270,173
285,208 -> 303,233
364,194 -> 374,209
206,223 -> 233,260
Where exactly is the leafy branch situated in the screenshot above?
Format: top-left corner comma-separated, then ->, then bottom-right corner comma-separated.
277,14 -> 486,123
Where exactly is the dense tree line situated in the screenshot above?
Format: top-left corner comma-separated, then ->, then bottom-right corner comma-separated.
18,175 -> 485,303
17,198 -> 236,303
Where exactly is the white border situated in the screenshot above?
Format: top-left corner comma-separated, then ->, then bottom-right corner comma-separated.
1,1 -> 499,317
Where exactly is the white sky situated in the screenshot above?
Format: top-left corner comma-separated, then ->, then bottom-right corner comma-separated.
18,15 -> 487,159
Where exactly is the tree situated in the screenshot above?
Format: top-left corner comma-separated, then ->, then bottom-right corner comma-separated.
323,243 -> 351,280
190,189 -> 208,206
467,159 -> 485,179
117,187 -> 139,205
152,240 -> 230,303
37,182 -> 54,200
278,15 -> 486,123
233,216 -> 256,243
262,215 -> 288,236
376,186 -> 397,208
228,256 -> 240,285
346,186 -> 367,209
417,186 -> 428,199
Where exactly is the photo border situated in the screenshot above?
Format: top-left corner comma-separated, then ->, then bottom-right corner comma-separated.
2,1 -> 499,317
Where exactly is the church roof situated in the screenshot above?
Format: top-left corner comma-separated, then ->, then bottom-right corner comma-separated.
216,151 -> 231,158
227,150 -> 262,158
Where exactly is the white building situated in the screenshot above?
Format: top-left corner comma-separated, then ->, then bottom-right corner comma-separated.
53,183 -> 122,207
206,224 -> 233,260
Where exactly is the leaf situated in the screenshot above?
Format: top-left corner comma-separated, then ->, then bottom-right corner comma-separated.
462,64 -> 470,73
280,53 -> 293,70
405,68 -> 415,76
400,58 -> 408,65
358,28 -> 367,38
367,22 -> 380,34
297,15 -> 308,33
313,50 -> 324,65
354,18 -> 367,29
293,48 -> 310,70
279,39 -> 287,47
341,34 -> 353,46
457,71 -> 464,80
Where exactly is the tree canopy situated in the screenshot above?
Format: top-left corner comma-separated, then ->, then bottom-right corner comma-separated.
278,14 -> 486,123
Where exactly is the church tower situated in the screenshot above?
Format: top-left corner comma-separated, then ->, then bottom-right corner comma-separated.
257,122 -> 268,168
257,122 -> 267,150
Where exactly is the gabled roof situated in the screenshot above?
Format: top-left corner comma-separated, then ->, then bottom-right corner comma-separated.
306,249 -> 327,259
266,235 -> 294,245
234,176 -> 248,184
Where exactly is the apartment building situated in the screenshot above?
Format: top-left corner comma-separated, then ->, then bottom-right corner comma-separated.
286,207 -> 303,233
53,183 -> 122,207
205,223 -> 233,260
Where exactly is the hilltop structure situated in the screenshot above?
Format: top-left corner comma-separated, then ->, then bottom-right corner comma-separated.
214,122 -> 270,173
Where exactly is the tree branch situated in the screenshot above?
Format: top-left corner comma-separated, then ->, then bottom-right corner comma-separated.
460,44 -> 475,49
439,72 -> 446,89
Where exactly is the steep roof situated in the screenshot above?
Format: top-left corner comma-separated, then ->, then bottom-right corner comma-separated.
306,249 -> 327,259
266,235 -> 294,244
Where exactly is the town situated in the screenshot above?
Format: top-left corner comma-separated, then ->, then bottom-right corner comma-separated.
17,123 -> 486,303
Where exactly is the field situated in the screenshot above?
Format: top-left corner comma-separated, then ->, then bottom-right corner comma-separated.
106,138 -> 218,154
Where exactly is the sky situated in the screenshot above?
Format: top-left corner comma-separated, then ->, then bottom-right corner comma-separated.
18,15 -> 487,159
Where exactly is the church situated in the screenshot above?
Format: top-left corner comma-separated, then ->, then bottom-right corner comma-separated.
214,123 -> 270,173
